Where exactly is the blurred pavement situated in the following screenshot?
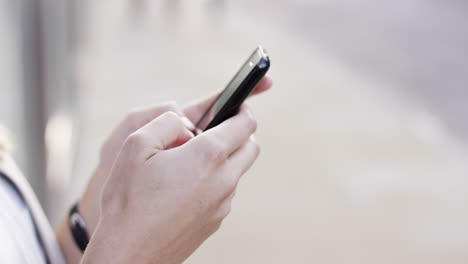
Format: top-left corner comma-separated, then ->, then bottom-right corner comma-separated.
66,1 -> 468,263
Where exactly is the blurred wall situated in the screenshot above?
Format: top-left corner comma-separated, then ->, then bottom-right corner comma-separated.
0,0 -> 48,203
0,0 -> 77,215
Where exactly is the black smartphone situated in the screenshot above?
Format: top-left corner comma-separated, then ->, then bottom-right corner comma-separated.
195,46 -> 270,132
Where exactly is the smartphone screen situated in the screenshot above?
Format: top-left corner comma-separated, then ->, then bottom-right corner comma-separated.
196,47 -> 270,132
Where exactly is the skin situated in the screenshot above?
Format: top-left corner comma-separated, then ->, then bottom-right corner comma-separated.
55,77 -> 272,263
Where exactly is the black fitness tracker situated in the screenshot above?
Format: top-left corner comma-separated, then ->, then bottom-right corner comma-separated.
69,203 -> 89,252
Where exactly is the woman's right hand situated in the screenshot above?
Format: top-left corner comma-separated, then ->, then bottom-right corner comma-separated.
81,105 -> 260,264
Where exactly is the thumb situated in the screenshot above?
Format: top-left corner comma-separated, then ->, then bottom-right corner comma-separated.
125,111 -> 194,160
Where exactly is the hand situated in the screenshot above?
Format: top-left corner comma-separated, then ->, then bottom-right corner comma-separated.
82,105 -> 260,263
78,76 -> 272,236
56,77 -> 271,264
78,102 -> 190,235
56,102 -> 193,264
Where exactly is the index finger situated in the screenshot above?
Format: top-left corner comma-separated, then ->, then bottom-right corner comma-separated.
186,105 -> 257,162
183,76 -> 272,124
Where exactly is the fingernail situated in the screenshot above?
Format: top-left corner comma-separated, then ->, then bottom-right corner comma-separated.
181,116 -> 196,131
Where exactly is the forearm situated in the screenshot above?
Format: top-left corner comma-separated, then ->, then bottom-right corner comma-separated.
80,220 -> 151,264
55,209 -> 130,264
55,198 -> 99,264
55,216 -> 83,264
80,223 -> 122,264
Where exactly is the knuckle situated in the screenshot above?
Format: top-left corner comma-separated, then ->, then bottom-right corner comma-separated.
124,132 -> 147,150
159,101 -> 183,119
217,204 -> 232,221
220,175 -> 238,199
203,137 -> 227,164
161,110 -> 181,122
126,108 -> 140,118
158,111 -> 183,129
245,114 -> 258,134
207,148 -> 225,165
125,110 -> 141,127
162,101 -> 179,111
252,140 -> 261,157
222,205 -> 232,218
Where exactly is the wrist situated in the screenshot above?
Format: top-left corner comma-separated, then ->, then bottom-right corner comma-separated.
77,197 -> 99,236
83,215 -> 169,264
78,166 -> 104,236
55,216 -> 85,263
80,221 -> 110,263
82,219 -> 138,264
69,203 -> 90,252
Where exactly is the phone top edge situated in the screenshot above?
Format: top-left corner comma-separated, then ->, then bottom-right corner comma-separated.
204,57 -> 269,131
196,46 -> 270,131
252,46 -> 270,69
204,67 -> 267,131
257,56 -> 270,70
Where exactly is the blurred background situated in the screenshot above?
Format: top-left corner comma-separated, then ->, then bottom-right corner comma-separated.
1,0 -> 468,263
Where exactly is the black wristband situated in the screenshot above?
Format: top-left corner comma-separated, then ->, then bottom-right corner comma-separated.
69,203 -> 89,252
